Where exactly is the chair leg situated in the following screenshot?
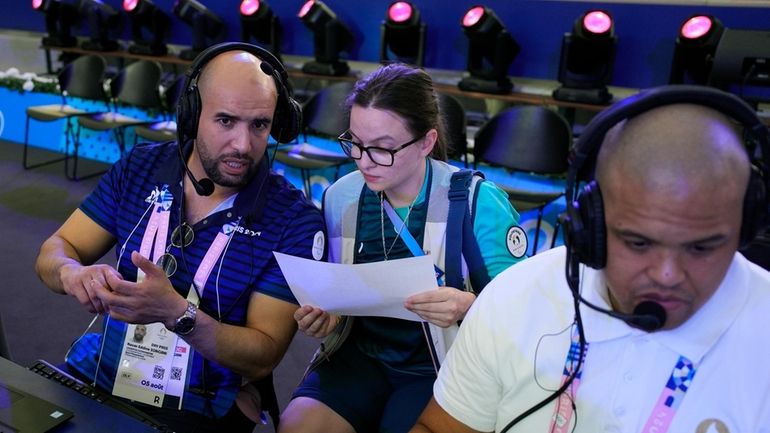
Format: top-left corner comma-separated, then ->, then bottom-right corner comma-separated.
333,164 -> 341,181
301,168 -> 311,198
531,205 -> 546,257
66,122 -> 106,181
22,115 -> 68,170
113,127 -> 126,158
551,218 -> 562,249
252,374 -> 280,430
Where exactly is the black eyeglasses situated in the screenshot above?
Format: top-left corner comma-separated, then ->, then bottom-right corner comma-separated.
156,224 -> 194,278
337,130 -> 423,167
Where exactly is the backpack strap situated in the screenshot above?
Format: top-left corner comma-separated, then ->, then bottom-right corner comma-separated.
445,169 -> 490,294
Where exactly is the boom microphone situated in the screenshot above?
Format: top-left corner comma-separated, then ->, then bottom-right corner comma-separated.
177,140 -> 215,196
579,297 -> 667,332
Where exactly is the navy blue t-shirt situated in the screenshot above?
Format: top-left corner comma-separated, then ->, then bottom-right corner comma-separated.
67,141 -> 325,418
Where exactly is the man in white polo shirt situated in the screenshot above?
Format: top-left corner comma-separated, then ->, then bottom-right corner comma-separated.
410,85 -> 770,433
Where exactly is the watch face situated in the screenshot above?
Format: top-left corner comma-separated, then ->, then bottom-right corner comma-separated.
175,317 -> 195,335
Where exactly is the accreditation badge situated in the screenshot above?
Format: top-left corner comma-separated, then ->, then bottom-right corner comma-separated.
112,268 -> 193,409
112,322 -> 190,408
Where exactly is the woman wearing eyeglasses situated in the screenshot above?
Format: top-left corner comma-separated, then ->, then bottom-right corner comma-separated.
279,63 -> 525,433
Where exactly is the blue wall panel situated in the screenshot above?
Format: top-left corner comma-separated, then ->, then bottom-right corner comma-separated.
4,2 -> 770,88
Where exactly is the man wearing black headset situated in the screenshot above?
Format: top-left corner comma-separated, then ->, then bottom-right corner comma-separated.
35,43 -> 325,432
411,86 -> 770,433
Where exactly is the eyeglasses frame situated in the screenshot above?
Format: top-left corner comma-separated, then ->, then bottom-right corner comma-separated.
337,130 -> 424,167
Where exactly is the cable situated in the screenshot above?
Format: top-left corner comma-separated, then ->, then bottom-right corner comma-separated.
500,247 -> 587,432
78,194 -> 156,387
532,324 -> 572,393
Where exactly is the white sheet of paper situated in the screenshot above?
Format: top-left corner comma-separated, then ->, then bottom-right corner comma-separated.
273,252 -> 438,321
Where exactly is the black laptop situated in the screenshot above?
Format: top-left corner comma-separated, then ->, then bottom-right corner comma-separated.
0,382 -> 73,433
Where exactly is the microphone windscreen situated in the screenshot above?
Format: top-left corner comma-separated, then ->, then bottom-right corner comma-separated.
631,301 -> 667,332
196,178 -> 215,197
260,61 -> 275,77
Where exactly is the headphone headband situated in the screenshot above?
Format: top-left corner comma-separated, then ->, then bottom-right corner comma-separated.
565,84 -> 770,269
183,42 -> 292,98
567,84 -> 770,203
177,42 -> 302,145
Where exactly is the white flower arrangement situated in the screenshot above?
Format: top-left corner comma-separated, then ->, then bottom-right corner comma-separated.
0,68 -> 59,94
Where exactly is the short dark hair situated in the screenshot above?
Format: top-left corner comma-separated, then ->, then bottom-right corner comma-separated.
346,63 -> 448,161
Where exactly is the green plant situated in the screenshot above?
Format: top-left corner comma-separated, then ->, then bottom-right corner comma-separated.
0,76 -> 59,94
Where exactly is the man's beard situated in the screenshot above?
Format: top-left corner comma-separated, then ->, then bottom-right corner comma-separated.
197,140 -> 259,188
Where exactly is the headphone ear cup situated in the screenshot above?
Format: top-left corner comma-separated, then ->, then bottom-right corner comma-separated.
741,164 -> 769,247
573,180 -> 607,269
271,96 -> 303,144
177,84 -> 200,143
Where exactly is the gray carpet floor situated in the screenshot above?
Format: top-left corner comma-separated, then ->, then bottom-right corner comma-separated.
0,140 -> 317,431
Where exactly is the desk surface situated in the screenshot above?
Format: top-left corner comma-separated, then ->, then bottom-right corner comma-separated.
42,44 -> 621,112
0,357 -> 158,433
44,45 -> 191,66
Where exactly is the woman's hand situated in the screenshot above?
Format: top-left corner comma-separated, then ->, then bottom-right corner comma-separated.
405,287 -> 476,328
294,305 -> 341,338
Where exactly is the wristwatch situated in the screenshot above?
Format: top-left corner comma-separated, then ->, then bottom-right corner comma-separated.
171,301 -> 197,335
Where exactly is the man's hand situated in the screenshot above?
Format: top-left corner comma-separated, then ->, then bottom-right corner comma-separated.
99,251 -> 187,326
59,262 -> 122,315
405,287 -> 476,328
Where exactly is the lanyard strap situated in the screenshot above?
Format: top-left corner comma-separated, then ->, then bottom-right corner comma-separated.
548,331 -> 698,433
550,329 -> 588,433
191,218 -> 242,299
382,199 -> 423,257
383,200 -> 446,285
139,186 -> 173,263
137,187 -> 242,301
641,356 -> 698,433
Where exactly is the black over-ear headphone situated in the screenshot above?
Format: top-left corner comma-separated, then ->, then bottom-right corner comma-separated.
564,84 -> 770,270
177,41 -> 303,146
503,85 -> 770,433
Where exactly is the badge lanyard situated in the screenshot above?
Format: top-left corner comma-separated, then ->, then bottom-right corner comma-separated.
113,186 -> 241,409
548,329 -> 699,433
382,199 -> 445,285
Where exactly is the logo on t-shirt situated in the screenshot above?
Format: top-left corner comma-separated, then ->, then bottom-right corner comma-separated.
312,231 -> 325,261
695,419 -> 729,433
506,226 -> 528,259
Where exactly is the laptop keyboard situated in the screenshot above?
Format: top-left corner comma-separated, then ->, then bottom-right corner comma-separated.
28,359 -> 174,432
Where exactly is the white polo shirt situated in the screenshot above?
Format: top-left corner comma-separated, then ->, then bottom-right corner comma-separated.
434,246 -> 770,433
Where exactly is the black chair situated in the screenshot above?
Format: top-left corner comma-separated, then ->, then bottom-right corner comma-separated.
133,75 -> 186,145
236,373 -> 281,430
273,81 -> 354,198
74,60 -> 163,180
0,313 -> 11,360
438,92 -> 468,166
23,55 -> 108,174
473,105 -> 572,254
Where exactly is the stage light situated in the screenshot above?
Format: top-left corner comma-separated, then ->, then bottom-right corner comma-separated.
32,0 -> 79,47
297,0 -> 354,76
458,5 -> 520,95
123,0 -> 171,56
553,10 -> 617,105
239,0 -> 282,60
172,0 -> 224,61
78,0 -> 123,52
709,28 -> 770,107
669,14 -> 724,85
380,1 -> 425,66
